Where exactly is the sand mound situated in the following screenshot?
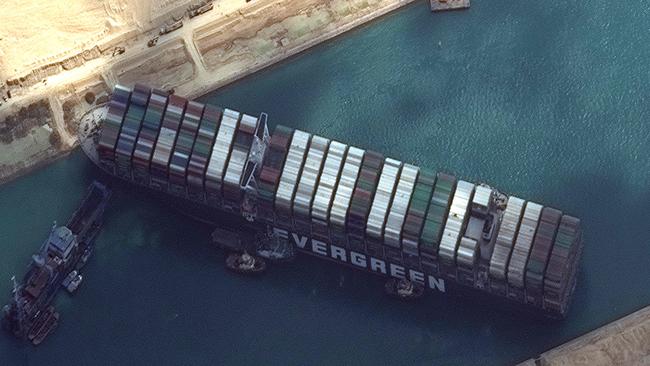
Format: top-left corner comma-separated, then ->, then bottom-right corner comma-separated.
0,0 -> 196,79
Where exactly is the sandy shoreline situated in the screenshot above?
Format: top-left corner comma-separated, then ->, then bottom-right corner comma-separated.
518,305 -> 650,366
0,0 -> 419,185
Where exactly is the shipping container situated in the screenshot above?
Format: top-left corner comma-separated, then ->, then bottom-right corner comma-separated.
419,173 -> 456,274
329,146 -> 364,245
257,125 -> 293,223
457,237 -> 479,269
488,196 -> 525,294
438,180 -> 474,276
132,89 -> 169,184
98,85 -> 131,167
186,105 -> 222,199
292,136 -> 330,232
506,201 -> 543,300
274,130 -> 310,226
114,84 -> 151,178
525,207 -> 562,306
346,151 -> 384,252
169,100 -> 204,193
456,235 -> 480,286
364,158 -> 402,258
543,215 -> 581,314
384,164 -> 419,247
401,169 -> 436,268
311,141 -> 347,239
222,114 -> 259,207
149,94 -> 187,190
205,109 -> 240,205
383,164 -> 419,263
471,186 -> 493,217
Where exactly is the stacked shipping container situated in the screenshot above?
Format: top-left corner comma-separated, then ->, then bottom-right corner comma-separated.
97,89 -> 262,210
401,169 -> 436,269
169,101 -> 203,193
114,84 -> 150,178
223,114 -> 259,206
293,136 -> 329,232
95,86 -> 583,318
186,105 -> 222,199
329,147 -> 364,246
132,89 -> 168,184
98,85 -> 131,167
257,126 -> 293,223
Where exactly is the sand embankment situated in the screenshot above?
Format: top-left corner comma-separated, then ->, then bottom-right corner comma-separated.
518,305 -> 650,366
0,0 -> 417,185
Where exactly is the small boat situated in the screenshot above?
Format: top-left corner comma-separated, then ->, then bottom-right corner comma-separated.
225,252 -> 267,275
385,279 -> 425,300
62,270 -> 77,288
66,274 -> 83,293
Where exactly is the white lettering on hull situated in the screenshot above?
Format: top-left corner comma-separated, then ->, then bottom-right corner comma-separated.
274,227 -> 446,293
370,258 -> 386,274
389,264 -> 406,279
312,239 -> 328,256
350,252 -> 367,268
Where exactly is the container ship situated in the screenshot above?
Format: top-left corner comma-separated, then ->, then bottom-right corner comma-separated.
2,181 -> 111,345
79,84 -> 583,318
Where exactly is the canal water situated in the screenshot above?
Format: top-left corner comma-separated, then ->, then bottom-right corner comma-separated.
1,0 -> 649,364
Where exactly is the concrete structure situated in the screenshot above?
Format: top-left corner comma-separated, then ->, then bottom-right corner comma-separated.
430,0 -> 470,12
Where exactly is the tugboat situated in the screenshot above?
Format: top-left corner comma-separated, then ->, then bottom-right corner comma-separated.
225,252 -> 267,275
385,279 -> 425,300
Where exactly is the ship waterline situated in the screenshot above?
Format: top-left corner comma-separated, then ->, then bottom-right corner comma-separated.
81,83 -> 584,318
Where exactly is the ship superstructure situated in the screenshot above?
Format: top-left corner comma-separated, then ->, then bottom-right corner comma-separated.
80,84 -> 583,318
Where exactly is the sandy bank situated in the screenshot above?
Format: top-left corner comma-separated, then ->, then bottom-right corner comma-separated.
518,305 -> 650,366
0,0 -> 419,185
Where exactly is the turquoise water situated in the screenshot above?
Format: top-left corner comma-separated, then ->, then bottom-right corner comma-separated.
2,0 -> 649,364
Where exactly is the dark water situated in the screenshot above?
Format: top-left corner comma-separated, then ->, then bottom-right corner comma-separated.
1,0 -> 649,364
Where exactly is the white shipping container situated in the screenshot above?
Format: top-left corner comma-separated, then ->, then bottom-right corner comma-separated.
472,185 -> 493,209
507,202 -> 543,288
275,130 -> 311,212
311,141 -> 347,222
438,180 -> 475,263
329,146 -> 365,228
293,136 -> 329,219
489,196 -> 525,280
366,158 -> 402,238
205,109 -> 240,191
457,237 -> 479,268
383,164 -> 419,247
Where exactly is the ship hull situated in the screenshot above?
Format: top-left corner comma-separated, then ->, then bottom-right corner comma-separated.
79,84 -> 583,319
95,168 -> 570,319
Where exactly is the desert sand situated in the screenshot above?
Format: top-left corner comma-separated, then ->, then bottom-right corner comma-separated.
518,305 -> 650,366
0,0 -> 416,184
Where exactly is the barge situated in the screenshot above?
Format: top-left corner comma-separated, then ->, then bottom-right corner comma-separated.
2,181 -> 111,344
79,84 -> 583,318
